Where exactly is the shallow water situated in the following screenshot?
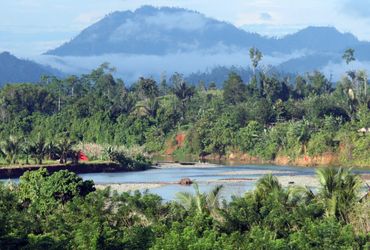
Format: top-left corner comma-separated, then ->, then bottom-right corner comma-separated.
79,164 -> 319,200
3,164 -> 368,200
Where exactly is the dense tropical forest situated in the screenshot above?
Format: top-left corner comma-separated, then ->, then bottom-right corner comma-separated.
0,49 -> 369,167
0,167 -> 368,249
0,47 -> 369,248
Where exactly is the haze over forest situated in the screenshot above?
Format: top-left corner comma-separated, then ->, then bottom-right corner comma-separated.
2,5 -> 370,85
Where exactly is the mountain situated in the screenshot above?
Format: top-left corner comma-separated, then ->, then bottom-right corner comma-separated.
46,6 -> 369,57
46,6 -> 265,56
0,52 -> 62,86
271,26 -> 359,54
43,6 -> 370,79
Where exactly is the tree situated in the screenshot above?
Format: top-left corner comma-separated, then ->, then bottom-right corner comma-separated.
135,77 -> 159,100
223,72 -> 246,105
176,183 -> 224,217
28,134 -> 48,164
55,137 -> 77,164
254,174 -> 282,201
308,71 -> 332,95
342,48 -> 355,65
0,136 -> 22,164
249,47 -> 263,75
18,169 -> 95,207
238,121 -> 264,152
170,73 -> 195,120
316,168 -> 363,222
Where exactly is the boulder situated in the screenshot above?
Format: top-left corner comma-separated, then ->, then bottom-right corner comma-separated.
179,178 -> 193,185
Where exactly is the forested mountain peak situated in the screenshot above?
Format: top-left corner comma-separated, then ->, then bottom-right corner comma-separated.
42,6 -> 370,77
45,6 -> 264,56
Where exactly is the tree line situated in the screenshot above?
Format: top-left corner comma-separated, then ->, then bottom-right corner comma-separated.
0,49 -> 369,166
0,167 -> 368,249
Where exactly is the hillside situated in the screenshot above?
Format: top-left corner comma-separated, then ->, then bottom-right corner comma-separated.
0,52 -> 62,86
41,6 -> 370,78
45,6 -> 265,56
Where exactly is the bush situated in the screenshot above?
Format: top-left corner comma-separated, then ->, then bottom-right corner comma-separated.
307,132 -> 336,156
108,149 -> 151,170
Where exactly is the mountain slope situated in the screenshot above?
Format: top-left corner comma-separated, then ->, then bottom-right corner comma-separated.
45,6 -> 370,58
0,52 -> 62,86
46,6 -> 266,56
273,26 -> 359,53
42,6 -> 370,79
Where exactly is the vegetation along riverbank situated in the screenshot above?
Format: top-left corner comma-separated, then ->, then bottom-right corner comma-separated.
0,48 -> 369,169
0,167 -> 368,248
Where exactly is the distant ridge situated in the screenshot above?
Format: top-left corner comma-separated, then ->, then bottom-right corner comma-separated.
45,6 -> 369,58
45,6 -> 266,56
0,52 -> 62,86
41,6 -> 370,78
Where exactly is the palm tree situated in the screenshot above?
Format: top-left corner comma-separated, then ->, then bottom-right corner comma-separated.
56,138 -> 76,164
28,134 -> 47,164
176,183 -> 224,217
254,174 -> 282,201
21,139 -> 31,165
0,136 -> 22,164
134,98 -> 159,117
170,73 -> 195,120
316,168 -> 363,222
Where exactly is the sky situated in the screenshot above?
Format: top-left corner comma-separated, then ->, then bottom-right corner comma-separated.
1,0 -> 369,57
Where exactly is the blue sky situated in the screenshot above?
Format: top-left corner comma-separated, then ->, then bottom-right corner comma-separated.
1,0 -> 369,56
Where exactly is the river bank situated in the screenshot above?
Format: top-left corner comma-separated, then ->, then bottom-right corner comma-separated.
0,162 -> 144,179
200,151 -> 370,169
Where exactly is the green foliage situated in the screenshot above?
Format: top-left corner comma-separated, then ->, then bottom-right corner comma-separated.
223,72 -> 247,105
307,132 -> 335,156
0,62 -> 369,167
18,169 -> 95,206
108,148 -> 151,170
238,121 -> 264,152
289,219 -> 359,249
0,168 -> 368,249
0,136 -> 22,164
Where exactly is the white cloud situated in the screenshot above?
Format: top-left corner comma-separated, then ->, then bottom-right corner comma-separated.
33,48 -> 306,83
322,60 -> 370,81
241,24 -> 304,38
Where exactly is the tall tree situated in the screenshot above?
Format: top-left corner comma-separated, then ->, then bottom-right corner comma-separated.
0,136 -> 22,164
170,73 -> 195,120
342,48 -> 355,65
223,72 -> 247,105
249,47 -> 263,75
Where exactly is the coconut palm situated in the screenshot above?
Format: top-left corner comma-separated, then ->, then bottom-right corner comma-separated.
254,174 -> 282,201
28,134 -> 48,165
170,73 -> 195,120
21,139 -> 31,165
317,168 -> 363,222
176,183 -> 224,216
0,136 -> 22,164
55,138 -> 76,164
134,98 -> 159,117
286,185 -> 316,206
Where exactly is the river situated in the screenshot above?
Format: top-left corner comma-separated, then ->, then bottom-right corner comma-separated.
80,163 -> 369,200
